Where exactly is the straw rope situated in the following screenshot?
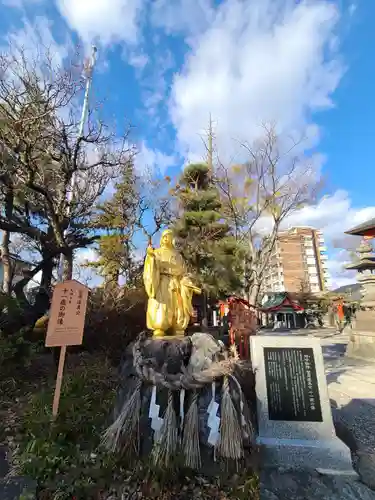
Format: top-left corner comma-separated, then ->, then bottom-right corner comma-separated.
132,332 -> 237,390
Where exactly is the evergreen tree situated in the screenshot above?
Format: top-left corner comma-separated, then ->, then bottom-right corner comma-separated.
174,162 -> 244,325
87,163 -> 138,287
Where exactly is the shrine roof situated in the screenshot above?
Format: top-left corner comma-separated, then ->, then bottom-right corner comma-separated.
261,292 -> 304,312
345,217 -> 375,236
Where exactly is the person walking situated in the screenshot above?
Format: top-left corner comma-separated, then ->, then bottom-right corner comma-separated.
343,303 -> 353,330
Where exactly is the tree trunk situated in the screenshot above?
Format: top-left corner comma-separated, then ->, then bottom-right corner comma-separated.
62,249 -> 73,281
0,254 -> 53,336
201,291 -> 208,330
1,187 -> 14,295
1,230 -> 12,295
248,281 -> 261,307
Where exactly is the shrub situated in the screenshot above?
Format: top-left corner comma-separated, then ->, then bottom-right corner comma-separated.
84,286 -> 147,362
0,330 -> 44,374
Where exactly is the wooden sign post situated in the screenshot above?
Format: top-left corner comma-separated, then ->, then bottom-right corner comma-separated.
45,280 -> 89,418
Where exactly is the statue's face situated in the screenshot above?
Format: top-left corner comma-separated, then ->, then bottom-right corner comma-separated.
161,232 -> 174,248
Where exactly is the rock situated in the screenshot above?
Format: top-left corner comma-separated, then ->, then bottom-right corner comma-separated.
260,469 -> 375,500
357,453 -> 375,490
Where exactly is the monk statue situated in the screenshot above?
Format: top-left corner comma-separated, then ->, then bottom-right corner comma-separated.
143,229 -> 201,337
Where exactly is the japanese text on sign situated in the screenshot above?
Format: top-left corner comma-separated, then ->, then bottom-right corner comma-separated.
263,347 -> 322,423
45,280 -> 89,347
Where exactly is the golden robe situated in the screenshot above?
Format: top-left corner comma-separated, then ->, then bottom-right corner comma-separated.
143,246 -> 199,336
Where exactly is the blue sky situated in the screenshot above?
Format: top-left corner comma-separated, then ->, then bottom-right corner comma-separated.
1,0 -> 374,288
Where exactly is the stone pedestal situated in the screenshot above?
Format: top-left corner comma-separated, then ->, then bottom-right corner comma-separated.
346,310 -> 375,361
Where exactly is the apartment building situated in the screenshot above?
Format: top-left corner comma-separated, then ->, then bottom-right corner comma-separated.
262,227 -> 331,294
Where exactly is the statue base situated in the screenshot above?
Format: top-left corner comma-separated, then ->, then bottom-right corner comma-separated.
346,310 -> 375,361
104,331 -> 257,475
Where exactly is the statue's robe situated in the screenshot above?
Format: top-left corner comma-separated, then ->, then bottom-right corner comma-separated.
143,247 -> 197,335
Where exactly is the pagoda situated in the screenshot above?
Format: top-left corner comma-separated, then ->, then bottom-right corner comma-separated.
345,217 -> 375,360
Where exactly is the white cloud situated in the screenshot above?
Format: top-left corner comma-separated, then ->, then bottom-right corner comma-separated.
75,247 -> 98,266
283,190 -> 375,248
127,51 -> 149,70
134,141 -> 177,174
56,0 -> 144,47
168,0 -> 343,159
281,190 -> 375,289
4,16 -> 72,68
151,0 -> 215,37
253,190 -> 375,289
74,247 -> 102,287
325,250 -> 356,290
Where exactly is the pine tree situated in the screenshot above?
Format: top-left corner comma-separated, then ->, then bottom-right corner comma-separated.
87,163 -> 138,287
174,161 -> 243,325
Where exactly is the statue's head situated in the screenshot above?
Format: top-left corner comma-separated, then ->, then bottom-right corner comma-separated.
160,229 -> 174,249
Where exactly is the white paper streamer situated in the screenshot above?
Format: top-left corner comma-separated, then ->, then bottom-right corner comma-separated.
149,385 -> 163,442
179,388 -> 185,432
207,381 -> 220,447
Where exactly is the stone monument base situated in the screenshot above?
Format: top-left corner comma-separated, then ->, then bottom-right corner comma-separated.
258,437 -> 357,476
346,310 -> 375,361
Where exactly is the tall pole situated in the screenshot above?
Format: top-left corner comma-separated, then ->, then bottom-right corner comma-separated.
57,46 -> 97,283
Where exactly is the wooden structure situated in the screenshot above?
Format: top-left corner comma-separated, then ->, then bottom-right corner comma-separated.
261,292 -> 304,329
227,296 -> 257,359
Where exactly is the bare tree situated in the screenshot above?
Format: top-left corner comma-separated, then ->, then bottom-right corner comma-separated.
216,124 -> 321,305
0,45 -> 133,333
134,167 -> 174,248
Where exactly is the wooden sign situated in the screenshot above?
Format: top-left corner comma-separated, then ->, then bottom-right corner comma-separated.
45,279 -> 89,418
45,280 -> 89,347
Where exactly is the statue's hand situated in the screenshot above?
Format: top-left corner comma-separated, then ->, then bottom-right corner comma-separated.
147,246 -> 155,256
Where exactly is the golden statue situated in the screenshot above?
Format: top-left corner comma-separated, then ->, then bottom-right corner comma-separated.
143,229 -> 201,337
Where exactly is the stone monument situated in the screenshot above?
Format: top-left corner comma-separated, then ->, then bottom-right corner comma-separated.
345,219 -> 375,360
250,335 -> 356,475
102,229 -> 256,473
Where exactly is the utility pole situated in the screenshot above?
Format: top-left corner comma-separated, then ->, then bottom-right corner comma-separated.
57,45 -> 97,283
